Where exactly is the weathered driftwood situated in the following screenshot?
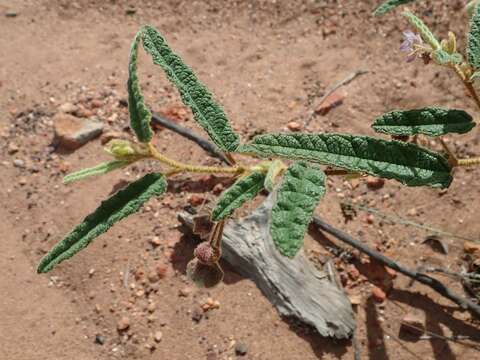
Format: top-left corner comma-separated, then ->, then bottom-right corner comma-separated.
178,194 -> 355,339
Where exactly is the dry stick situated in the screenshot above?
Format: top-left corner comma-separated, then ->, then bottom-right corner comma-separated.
153,114 -> 480,318
312,217 -> 480,318
151,112 -> 231,164
304,69 -> 369,127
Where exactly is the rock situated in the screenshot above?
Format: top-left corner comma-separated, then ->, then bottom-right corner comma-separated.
7,143 -> 19,154
94,334 -> 105,345
464,241 -> 480,255
5,10 -> 18,17
235,342 -> 248,356
148,271 -> 160,283
315,91 -> 345,116
399,313 -> 425,338
13,159 -> 25,168
371,286 -> 386,303
149,236 -> 162,247
100,131 -> 124,145
53,114 -> 103,150
179,287 -> 193,297
366,177 -> 385,190
155,263 -> 168,279
188,194 -> 205,207
58,102 -> 78,114
117,316 -> 130,331
191,307 -> 203,323
154,331 -> 163,343
287,121 -> 302,132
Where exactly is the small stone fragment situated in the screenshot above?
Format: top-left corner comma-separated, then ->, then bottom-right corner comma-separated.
235,342 -> 248,356
13,159 -> 25,168
191,307 -> 203,323
149,236 -> 162,246
179,287 -> 193,297
58,102 -> 78,114
400,313 -> 425,338
100,131 -> 124,145
366,177 -> 385,190
117,316 -> 130,331
315,91 -> 345,115
5,10 -> 18,17
7,143 -> 19,154
188,194 -> 205,207
464,241 -> 480,255
94,334 -> 105,345
371,286 -> 386,303
154,331 -> 163,343
287,121 -> 301,132
53,114 -> 103,150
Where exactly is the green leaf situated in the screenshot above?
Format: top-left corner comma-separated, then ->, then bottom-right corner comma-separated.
403,11 -> 440,50
468,2 -> 480,70
37,173 -> 167,273
373,0 -> 416,16
238,133 -> 452,188
63,160 -> 130,184
271,162 -> 326,258
211,171 -> 266,221
431,49 -> 463,66
140,25 -> 240,152
128,30 -> 154,143
264,160 -> 286,192
467,1 -> 480,18
372,108 -> 475,137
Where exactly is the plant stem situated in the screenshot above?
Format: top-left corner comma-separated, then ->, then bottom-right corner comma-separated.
148,144 -> 244,175
452,64 -> 480,111
457,157 -> 480,167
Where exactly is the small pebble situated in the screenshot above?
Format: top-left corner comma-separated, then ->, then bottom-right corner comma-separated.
154,331 -> 163,343
94,334 -> 105,345
235,342 -> 248,356
117,316 -> 130,331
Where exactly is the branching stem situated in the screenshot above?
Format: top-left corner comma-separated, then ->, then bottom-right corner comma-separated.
148,144 -> 245,175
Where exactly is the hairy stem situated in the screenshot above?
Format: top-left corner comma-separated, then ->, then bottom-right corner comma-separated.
457,157 -> 480,167
452,64 -> 480,111
148,144 -> 244,175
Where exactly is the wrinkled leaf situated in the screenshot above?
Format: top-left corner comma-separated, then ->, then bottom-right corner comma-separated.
37,173 -> 167,273
128,30 -> 153,143
141,25 -> 240,152
239,133 -> 452,188
372,107 -> 475,137
211,171 -> 266,221
63,160 -> 130,184
271,162 -> 326,258
373,0 -> 416,16
468,2 -> 480,70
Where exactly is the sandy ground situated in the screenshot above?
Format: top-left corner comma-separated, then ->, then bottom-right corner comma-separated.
1,0 -> 480,359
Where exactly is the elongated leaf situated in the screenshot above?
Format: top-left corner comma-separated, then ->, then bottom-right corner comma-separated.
468,2 -> 480,70
37,173 -> 167,273
63,160 -> 130,184
372,108 -> 475,137
211,171 -> 265,221
373,0 -> 416,16
238,133 -> 452,188
141,25 -> 240,152
264,160 -> 286,192
128,30 -> 153,143
271,162 -> 326,258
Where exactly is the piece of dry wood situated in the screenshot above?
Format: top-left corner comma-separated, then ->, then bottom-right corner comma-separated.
178,193 -> 355,339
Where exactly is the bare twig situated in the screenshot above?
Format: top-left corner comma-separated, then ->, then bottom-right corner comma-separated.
312,217 -> 480,318
151,112 -> 231,165
304,70 -> 369,127
155,113 -> 480,319
344,201 -> 479,243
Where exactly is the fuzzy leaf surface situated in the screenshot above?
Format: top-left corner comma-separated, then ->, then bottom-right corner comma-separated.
239,133 -> 452,188
372,108 -> 475,136
63,160 -> 130,184
128,30 -> 153,143
468,3 -> 480,70
211,171 -> 265,221
141,25 -> 240,152
271,162 -> 326,258
37,173 -> 167,273
373,0 -> 416,16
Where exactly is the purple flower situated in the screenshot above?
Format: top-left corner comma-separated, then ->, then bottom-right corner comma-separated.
400,30 -> 423,62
